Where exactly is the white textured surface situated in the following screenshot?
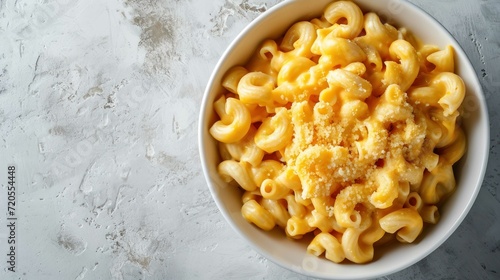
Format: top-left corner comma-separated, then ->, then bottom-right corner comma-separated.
0,0 -> 498,279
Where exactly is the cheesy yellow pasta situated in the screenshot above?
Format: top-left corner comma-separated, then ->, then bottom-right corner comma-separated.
209,0 -> 466,264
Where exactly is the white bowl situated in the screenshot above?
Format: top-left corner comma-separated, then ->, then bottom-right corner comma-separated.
198,0 -> 490,279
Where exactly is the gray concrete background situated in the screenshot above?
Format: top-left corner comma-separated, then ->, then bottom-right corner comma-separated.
0,0 -> 498,279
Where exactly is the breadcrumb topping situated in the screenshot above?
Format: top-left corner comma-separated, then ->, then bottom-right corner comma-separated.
285,89 -> 429,200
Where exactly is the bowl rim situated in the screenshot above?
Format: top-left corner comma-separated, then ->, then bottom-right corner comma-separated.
198,0 -> 490,279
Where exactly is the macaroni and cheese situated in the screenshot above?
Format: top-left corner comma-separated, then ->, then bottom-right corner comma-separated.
209,0 -> 466,264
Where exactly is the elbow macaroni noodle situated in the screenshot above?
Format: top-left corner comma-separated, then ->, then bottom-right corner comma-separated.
210,0 -> 466,264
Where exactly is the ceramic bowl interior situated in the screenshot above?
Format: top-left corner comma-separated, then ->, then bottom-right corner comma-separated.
198,0 -> 490,279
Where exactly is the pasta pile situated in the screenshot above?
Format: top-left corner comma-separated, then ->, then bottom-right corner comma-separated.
209,0 -> 466,263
